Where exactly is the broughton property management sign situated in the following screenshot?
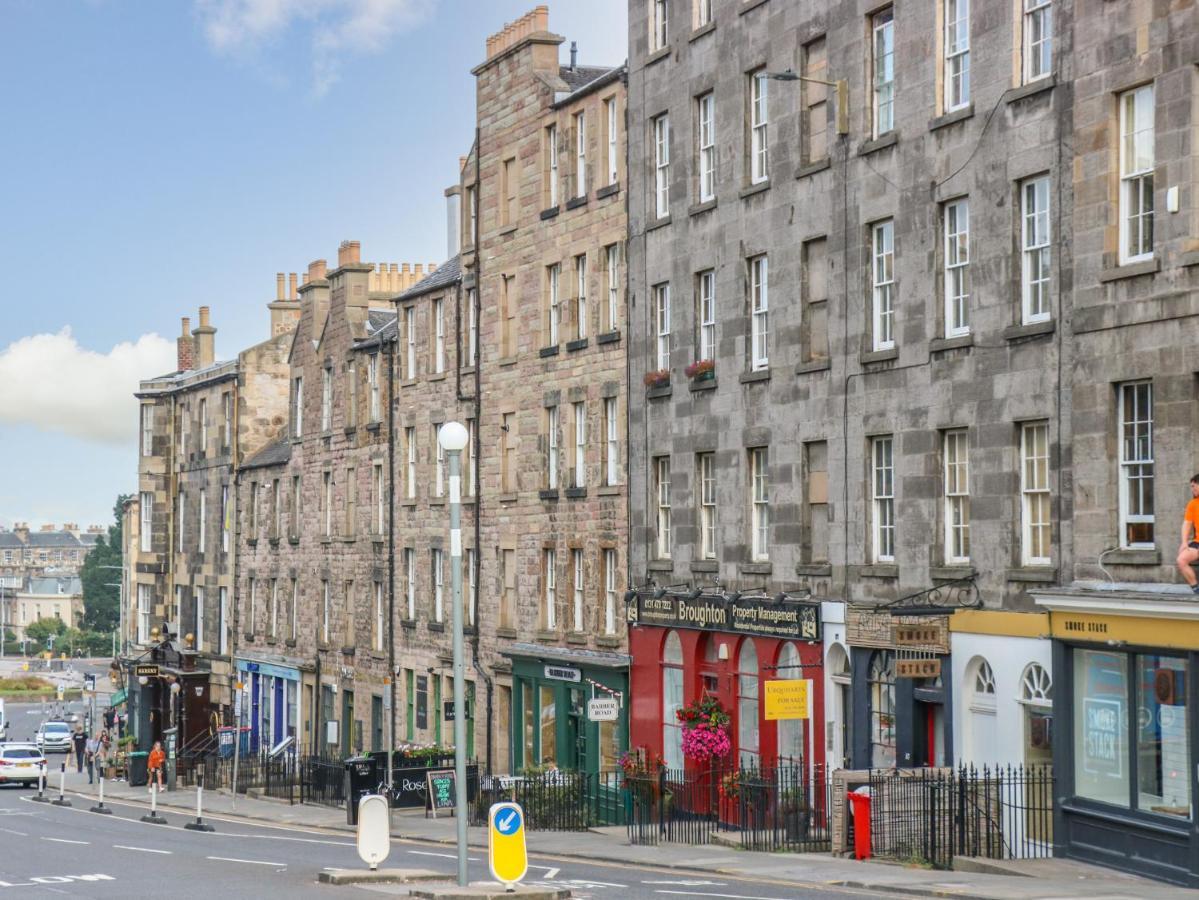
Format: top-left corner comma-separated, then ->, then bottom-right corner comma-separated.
630,594 -> 821,641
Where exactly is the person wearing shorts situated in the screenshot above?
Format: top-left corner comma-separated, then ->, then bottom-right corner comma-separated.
1176,475 -> 1199,595
147,741 -> 165,791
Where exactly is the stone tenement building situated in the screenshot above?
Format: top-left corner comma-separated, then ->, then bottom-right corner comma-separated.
0,524 -> 102,580
131,295 -> 296,753
465,6 -> 629,775
625,0 -> 1077,776
236,246 -> 436,758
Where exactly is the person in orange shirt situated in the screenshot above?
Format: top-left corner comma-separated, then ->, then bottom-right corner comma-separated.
1176,475 -> 1199,595
147,741 -> 166,791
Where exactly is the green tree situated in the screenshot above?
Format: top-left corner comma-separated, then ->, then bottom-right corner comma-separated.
25,616 -> 67,649
79,494 -> 131,632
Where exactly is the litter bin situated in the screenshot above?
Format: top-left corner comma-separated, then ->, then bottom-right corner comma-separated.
344,755 -> 378,826
128,750 -> 149,787
847,788 -> 872,860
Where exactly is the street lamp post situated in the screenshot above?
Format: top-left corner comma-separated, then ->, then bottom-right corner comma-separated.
437,421 -> 470,888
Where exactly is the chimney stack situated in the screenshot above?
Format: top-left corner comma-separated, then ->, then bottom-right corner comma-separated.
269,272 -> 302,338
337,240 -> 361,267
308,259 -> 328,281
484,5 -> 553,62
177,316 -> 195,372
193,306 -> 216,368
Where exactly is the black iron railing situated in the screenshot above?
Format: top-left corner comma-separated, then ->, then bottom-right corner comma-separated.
471,771 -> 628,830
868,764 -> 1055,869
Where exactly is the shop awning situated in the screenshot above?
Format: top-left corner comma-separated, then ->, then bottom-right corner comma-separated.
500,642 -> 630,669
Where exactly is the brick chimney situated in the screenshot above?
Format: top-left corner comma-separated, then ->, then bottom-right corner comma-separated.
479,6 -> 557,73
337,240 -> 361,267
40,524 -> 55,532
192,306 -> 216,369
177,317 -> 195,372
269,271 -> 302,338
299,258 -> 331,332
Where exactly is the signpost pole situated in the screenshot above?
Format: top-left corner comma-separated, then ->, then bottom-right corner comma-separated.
439,423 -> 469,889
231,679 -> 243,811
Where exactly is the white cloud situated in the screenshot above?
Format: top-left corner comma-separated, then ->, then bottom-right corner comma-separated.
0,329 -> 174,446
195,0 -> 431,95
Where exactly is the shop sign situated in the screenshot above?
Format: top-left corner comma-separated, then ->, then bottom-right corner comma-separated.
543,665 -> 581,683
630,594 -> 821,641
764,679 -> 811,720
1082,697 -> 1123,778
134,664 -> 159,677
587,697 -> 621,722
896,658 -> 942,679
894,625 -> 941,647
1050,611 -> 1199,651
848,609 -> 949,652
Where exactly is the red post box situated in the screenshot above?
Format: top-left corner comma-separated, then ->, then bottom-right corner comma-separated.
848,790 -> 872,860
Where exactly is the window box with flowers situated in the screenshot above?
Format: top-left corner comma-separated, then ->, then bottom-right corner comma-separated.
644,369 -> 671,390
685,359 -> 715,382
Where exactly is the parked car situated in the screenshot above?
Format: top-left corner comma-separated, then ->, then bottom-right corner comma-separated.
0,744 -> 46,786
35,721 -> 72,754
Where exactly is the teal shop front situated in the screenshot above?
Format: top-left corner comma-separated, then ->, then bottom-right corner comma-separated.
503,644 -> 629,775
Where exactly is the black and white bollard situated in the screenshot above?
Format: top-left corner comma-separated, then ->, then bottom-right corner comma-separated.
184,773 -> 214,832
31,768 -> 49,802
89,775 -> 112,814
51,763 -> 71,806
140,782 -> 167,824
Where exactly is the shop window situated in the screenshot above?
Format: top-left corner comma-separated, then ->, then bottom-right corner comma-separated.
777,642 -> 805,764
539,686 -> 557,767
1137,655 -> 1189,819
738,641 -> 760,767
870,651 -> 896,768
663,631 -> 685,770
1073,649 -> 1128,807
522,682 -> 535,770
1020,662 -> 1053,767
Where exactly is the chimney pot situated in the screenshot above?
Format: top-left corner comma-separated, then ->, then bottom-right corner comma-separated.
288,272 -> 298,299
198,305 -> 211,327
337,240 -> 362,266
570,41 -> 577,70
308,259 -> 327,281
276,273 -> 285,300
181,317 -> 191,337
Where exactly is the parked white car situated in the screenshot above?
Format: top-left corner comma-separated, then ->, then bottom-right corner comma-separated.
0,744 -> 46,787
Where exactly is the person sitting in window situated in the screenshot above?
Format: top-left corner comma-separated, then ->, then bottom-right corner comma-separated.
1175,474 -> 1199,595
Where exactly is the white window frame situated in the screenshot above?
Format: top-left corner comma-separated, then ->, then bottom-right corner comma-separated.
604,397 -> 619,486
221,484 -> 229,552
605,244 -> 620,332
547,405 -> 560,490
404,307 -> 416,380
944,199 -> 970,337
654,283 -> 671,370
269,579 -> 277,638
199,398 -> 208,450
434,427 -> 445,497
1020,422 -> 1051,565
321,367 -> 332,431
871,436 -> 895,563
605,97 -> 618,185
656,456 -> 672,559
652,0 -> 668,51
373,462 -> 385,534
654,114 -> 670,218
321,580 -> 330,643
433,298 -> 446,373
944,430 -> 970,564
698,92 -> 715,203
374,582 -> 384,652
433,549 -> 444,622
1021,176 -> 1051,324
750,255 -> 768,370
466,548 -> 477,626
1022,0 -> 1052,83
699,452 -> 716,560
368,354 -> 380,421
698,269 -> 715,361
141,405 -> 153,456
347,360 -> 357,428
405,427 -> 416,499
198,489 -> 206,554
604,548 -> 617,635
405,548 -> 415,619
1118,381 -> 1155,549
218,586 -> 228,655
572,548 -> 585,632
178,491 -> 186,553
195,586 -> 204,650
573,400 -> 587,489
750,71 -> 769,184
872,220 -> 895,350
547,123 -> 558,207
872,8 -> 895,137
751,447 -> 769,561
290,580 -> 298,641
292,377 -> 302,437
575,253 -> 588,340
547,263 -> 560,345
695,0 -> 712,29
322,471 -> 332,537
543,548 -> 557,629
1119,84 -> 1155,265
137,584 -> 151,644
467,288 -> 478,364
139,493 -> 152,553
944,0 -> 970,112
574,110 -> 587,198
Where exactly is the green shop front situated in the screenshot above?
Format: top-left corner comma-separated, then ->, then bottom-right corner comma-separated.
503,643 -> 629,776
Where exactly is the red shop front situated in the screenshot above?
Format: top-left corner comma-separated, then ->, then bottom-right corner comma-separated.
627,592 -> 826,775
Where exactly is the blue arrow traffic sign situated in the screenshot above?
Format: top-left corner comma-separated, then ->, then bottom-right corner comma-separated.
496,807 -> 522,835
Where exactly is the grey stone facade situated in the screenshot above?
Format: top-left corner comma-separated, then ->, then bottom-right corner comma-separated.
626,0 -> 1081,610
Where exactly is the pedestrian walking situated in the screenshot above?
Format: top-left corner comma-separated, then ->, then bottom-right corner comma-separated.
1176,474 -> 1199,594
148,740 -> 165,791
71,726 -> 87,773
85,733 -> 99,784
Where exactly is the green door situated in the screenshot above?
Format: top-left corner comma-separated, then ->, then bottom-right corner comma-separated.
341,689 -> 354,757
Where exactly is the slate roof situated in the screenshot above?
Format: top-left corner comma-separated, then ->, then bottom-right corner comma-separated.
26,576 -> 81,596
554,64 -> 625,108
0,533 -> 22,548
26,532 -> 82,548
366,309 -> 396,335
242,437 -> 292,471
396,255 -> 461,302
77,533 -> 99,547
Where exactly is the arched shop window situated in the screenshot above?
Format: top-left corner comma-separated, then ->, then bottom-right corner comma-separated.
662,631 -> 685,770
1020,662 -> 1052,767
965,657 -> 997,766
738,640 -> 760,767
777,642 -> 805,765
869,650 -> 896,768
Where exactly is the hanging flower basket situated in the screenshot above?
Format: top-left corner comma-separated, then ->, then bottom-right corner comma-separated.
685,359 -> 715,381
644,368 -> 671,388
676,695 -> 732,762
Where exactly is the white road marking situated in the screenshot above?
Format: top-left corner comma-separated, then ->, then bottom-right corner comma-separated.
113,845 -> 171,854
654,892 -> 793,900
528,865 -> 560,879
0,827 -> 28,836
644,881 -> 728,887
206,856 -> 286,867
43,838 -> 89,845
408,850 -> 480,861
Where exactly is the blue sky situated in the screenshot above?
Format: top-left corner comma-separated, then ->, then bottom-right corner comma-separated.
0,0 -> 627,531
